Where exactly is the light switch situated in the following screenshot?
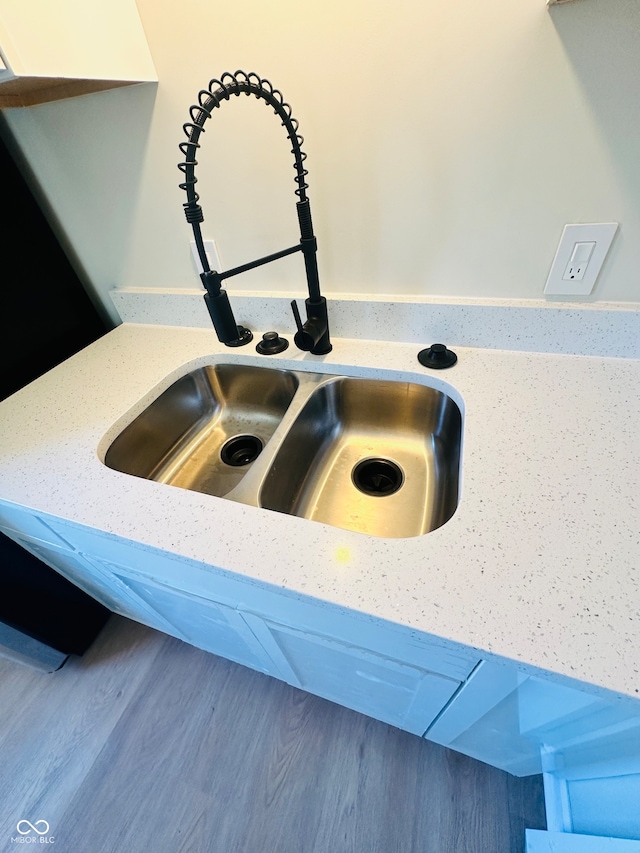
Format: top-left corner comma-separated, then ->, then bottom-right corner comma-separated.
544,223 -> 618,297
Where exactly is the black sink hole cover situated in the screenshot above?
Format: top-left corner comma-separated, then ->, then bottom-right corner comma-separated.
352,458 -> 404,497
220,435 -> 263,466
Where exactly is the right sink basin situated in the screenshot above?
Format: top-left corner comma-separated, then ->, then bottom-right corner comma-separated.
259,375 -> 462,539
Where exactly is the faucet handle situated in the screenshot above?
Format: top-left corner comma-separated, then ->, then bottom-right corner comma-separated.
291,299 -> 305,336
290,298 -> 332,355
290,299 -> 314,352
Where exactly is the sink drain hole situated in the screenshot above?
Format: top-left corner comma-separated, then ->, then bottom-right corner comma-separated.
352,458 -> 404,497
220,435 -> 263,467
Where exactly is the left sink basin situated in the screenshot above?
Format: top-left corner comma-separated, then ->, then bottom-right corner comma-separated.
105,364 -> 299,497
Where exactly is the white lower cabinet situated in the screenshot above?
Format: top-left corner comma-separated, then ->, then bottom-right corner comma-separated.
88,555 -> 467,733
425,659 -> 640,778
6,501 -> 640,846
93,560 -> 287,679
422,653 -> 640,844
241,614 -> 463,734
0,505 -> 479,735
526,830 -> 640,852
0,525 -> 174,633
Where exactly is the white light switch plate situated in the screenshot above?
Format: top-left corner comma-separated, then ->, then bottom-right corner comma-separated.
544,223 -> 618,297
190,239 -> 222,274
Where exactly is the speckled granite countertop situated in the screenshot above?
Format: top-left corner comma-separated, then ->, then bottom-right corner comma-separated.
1,323 -> 638,701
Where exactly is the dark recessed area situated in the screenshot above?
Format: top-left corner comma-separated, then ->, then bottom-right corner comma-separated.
352,458 -> 404,497
220,434 -> 263,467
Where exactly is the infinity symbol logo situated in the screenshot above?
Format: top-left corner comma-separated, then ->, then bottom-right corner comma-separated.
16,820 -> 50,836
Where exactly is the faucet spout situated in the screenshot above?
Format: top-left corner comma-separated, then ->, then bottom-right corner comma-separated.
178,70 -> 331,353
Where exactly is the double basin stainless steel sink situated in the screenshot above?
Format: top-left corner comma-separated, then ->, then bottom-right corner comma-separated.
104,363 -> 463,539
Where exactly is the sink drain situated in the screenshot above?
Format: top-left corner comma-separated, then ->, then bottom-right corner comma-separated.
352,458 -> 404,497
220,435 -> 263,467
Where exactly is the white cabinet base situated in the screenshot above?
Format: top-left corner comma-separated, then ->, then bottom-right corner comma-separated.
527,830 -> 640,852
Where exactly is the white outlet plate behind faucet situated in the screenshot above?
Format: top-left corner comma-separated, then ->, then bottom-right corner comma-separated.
544,223 -> 618,297
190,239 -> 222,274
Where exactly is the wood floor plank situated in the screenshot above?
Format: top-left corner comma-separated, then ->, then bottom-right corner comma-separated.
0,616 -> 166,843
0,616 -> 545,853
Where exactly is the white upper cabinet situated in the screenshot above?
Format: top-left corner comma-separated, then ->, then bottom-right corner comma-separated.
0,0 -> 156,108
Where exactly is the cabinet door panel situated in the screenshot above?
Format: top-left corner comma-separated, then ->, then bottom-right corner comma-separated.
105,568 -> 284,679
40,517 -> 479,681
7,534 -> 170,631
249,618 -> 461,735
0,505 -> 73,547
426,660 -> 545,776
27,513 -> 475,732
426,660 -> 640,778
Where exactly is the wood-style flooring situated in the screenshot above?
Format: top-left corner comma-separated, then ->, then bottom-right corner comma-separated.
0,616 -> 545,852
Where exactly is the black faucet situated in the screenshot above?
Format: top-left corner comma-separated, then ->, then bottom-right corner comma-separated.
179,70 -> 331,354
